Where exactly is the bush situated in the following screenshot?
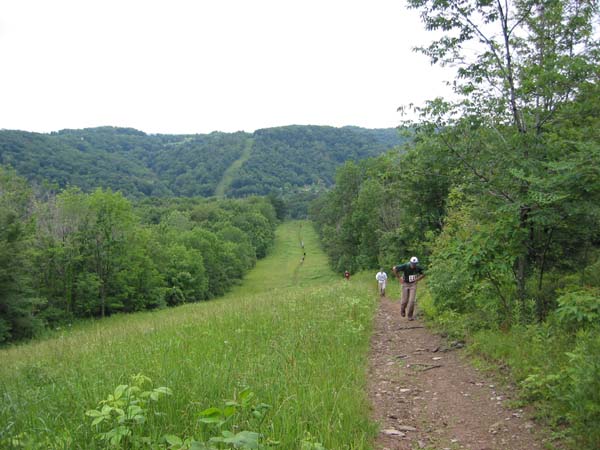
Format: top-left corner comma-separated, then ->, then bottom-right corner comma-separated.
84,375 -> 275,449
555,288 -> 600,332
564,330 -> 600,449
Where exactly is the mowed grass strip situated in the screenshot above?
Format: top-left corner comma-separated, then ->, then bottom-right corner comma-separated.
0,221 -> 378,449
231,220 -> 334,295
213,138 -> 254,197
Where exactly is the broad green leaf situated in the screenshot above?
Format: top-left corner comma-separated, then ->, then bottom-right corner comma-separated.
113,384 -> 128,399
91,417 -> 105,427
198,407 -> 223,424
199,407 -> 222,417
154,386 -> 173,395
85,409 -> 102,417
223,405 -> 236,418
164,434 -> 183,446
221,431 -> 260,449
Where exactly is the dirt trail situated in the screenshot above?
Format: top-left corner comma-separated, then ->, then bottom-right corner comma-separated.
368,297 -> 546,450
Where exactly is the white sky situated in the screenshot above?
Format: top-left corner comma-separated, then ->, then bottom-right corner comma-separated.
0,0 -> 452,135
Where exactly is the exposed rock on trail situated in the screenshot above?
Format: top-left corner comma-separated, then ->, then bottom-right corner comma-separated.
368,297 -> 545,450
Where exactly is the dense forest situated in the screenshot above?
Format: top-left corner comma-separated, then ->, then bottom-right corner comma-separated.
0,125 -> 404,201
312,0 -> 600,447
0,124 -> 403,343
0,165 -> 280,343
228,126 -> 403,196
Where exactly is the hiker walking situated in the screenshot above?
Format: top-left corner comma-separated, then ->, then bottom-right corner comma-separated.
375,268 -> 388,296
392,256 -> 425,320
344,270 -> 350,281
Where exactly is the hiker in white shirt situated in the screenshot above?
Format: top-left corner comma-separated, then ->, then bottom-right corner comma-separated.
375,268 -> 388,296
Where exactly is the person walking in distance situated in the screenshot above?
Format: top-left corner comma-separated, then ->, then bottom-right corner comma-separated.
344,270 -> 350,281
392,256 -> 425,320
375,268 -> 388,296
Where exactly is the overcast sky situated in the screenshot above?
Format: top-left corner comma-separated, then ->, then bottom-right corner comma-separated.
0,0 -> 452,135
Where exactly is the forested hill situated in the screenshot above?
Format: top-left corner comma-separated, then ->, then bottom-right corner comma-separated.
0,125 -> 404,198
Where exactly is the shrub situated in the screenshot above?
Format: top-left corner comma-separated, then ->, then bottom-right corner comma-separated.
85,373 -> 172,447
555,288 -> 600,332
85,375 -> 275,449
563,330 -> 600,449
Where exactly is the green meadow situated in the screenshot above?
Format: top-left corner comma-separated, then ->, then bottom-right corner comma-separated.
0,221 -> 381,449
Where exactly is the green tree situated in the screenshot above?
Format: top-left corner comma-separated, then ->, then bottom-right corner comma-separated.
217,225 -> 257,273
406,0 -> 600,319
0,167 -> 44,342
159,243 -> 207,305
114,227 -> 165,311
85,189 -> 136,317
231,212 -> 275,259
310,149 -> 450,273
34,188 -> 89,319
179,228 -> 228,298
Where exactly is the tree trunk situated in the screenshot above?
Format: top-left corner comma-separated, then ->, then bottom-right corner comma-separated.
517,205 -> 531,307
100,283 -> 106,318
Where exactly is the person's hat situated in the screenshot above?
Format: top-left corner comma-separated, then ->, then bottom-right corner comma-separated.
410,256 -> 418,264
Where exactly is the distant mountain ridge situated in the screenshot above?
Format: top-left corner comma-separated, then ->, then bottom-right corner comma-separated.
0,125 -> 405,198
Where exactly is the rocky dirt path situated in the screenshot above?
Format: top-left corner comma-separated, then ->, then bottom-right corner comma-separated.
368,297 -> 547,450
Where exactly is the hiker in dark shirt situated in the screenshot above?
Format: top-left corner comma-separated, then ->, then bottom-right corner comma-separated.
392,256 -> 425,320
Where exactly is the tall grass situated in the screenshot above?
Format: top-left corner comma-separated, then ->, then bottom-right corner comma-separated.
0,221 -> 378,449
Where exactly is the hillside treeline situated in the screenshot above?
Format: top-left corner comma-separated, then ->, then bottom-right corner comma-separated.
0,125 -> 403,201
228,126 -> 403,196
312,0 -> 600,447
0,166 -> 278,344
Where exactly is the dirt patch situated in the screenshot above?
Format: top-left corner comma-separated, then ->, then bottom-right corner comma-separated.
368,297 -> 547,450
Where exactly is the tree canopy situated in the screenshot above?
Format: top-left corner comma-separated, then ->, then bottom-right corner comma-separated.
0,167 -> 279,343
0,125 -> 405,202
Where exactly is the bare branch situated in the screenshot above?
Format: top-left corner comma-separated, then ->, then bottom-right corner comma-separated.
448,0 -> 508,77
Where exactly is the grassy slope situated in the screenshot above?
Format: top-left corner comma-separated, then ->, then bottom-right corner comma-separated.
213,138 -> 254,197
231,221 -> 333,295
0,221 -> 378,449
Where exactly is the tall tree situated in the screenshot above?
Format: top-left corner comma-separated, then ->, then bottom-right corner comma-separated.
85,189 -> 135,317
406,0 -> 600,316
0,168 -> 43,342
